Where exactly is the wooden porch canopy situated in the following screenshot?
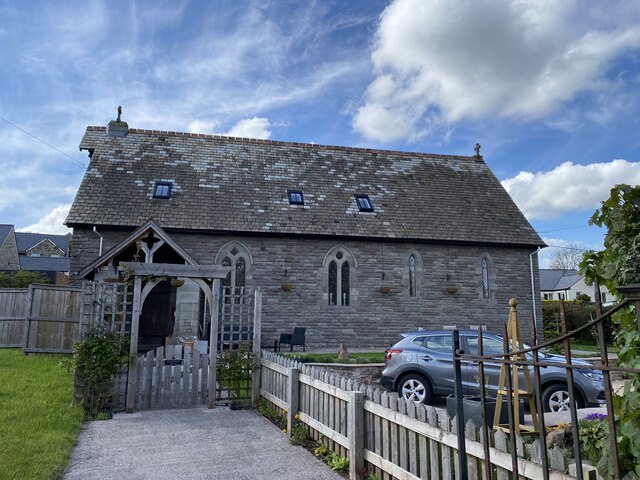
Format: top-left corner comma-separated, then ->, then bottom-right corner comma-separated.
120,262 -> 233,412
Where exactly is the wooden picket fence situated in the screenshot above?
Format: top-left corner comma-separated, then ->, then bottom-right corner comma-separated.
259,351 -> 597,480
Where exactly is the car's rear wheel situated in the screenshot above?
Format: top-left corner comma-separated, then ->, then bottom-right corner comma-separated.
398,374 -> 433,405
542,384 -> 584,413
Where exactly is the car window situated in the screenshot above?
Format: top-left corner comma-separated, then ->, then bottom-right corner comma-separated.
424,335 -> 452,352
466,336 -> 504,356
411,336 -> 427,347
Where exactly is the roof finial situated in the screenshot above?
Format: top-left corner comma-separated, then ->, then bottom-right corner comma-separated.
474,143 -> 482,160
116,106 -> 122,123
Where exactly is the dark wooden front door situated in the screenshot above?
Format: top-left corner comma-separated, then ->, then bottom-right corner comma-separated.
138,280 -> 174,353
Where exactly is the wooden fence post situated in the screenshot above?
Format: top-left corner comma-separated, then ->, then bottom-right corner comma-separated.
251,289 -> 262,407
348,391 -> 364,480
287,367 -> 299,435
126,276 -> 142,413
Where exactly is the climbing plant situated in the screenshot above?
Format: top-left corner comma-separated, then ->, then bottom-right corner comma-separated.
580,184 -> 640,477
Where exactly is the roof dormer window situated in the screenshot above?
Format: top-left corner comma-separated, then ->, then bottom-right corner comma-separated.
153,182 -> 172,199
355,194 -> 373,212
288,190 -> 304,205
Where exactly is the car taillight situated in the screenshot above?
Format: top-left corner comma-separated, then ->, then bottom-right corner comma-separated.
384,349 -> 402,360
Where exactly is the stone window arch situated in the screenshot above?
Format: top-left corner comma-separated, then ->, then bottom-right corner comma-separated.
322,246 -> 357,307
214,241 -> 253,296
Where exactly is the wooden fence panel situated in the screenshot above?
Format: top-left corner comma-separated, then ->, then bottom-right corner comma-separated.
0,289 -> 28,347
24,284 -> 82,354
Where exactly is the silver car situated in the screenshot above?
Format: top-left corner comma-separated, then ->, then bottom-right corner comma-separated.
380,330 -> 605,412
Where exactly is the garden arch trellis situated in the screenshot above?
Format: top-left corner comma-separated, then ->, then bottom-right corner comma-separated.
120,261 -> 235,412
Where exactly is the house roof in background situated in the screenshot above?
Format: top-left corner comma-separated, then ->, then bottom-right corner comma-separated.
15,232 -> 69,254
67,126 -> 544,247
19,256 -> 70,272
0,224 -> 14,246
539,269 -> 581,291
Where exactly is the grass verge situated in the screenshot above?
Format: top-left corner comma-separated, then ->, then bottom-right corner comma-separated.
0,349 -> 84,480
283,351 -> 384,364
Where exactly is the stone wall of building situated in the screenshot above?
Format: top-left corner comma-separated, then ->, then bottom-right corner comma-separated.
70,227 -> 542,348
26,240 -> 65,257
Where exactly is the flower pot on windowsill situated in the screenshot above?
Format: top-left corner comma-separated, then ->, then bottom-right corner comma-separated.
170,278 -> 185,288
446,286 -> 458,294
281,283 -> 293,292
379,286 -> 391,294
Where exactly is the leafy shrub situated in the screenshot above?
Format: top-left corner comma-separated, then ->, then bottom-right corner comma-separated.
578,416 -> 609,467
64,326 -> 132,417
541,300 -> 613,346
217,342 -> 253,399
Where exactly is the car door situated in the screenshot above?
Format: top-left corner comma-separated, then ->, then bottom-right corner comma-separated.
464,334 -> 505,396
421,334 -> 456,396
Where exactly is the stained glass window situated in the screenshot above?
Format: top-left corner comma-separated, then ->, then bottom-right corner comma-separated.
409,255 -> 416,297
482,257 -> 490,299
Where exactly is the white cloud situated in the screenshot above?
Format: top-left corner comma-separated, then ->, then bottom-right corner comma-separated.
225,117 -> 271,139
17,205 -> 72,235
187,120 -> 218,134
354,0 -> 640,141
501,159 -> 640,220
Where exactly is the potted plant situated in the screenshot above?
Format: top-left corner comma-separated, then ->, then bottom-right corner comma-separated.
379,286 -> 391,294
281,283 -> 293,292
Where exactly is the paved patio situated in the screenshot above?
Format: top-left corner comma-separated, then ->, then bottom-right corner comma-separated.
64,407 -> 343,480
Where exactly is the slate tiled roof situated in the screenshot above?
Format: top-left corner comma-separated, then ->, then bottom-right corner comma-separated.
15,232 -> 69,254
19,256 -> 70,272
539,269 -> 581,291
66,126 -> 544,247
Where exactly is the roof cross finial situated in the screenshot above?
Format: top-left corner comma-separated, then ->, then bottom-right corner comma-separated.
474,143 -> 482,160
116,106 -> 122,123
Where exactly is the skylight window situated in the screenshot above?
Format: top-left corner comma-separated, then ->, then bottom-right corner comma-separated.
153,182 -> 172,199
288,190 -> 304,205
355,194 -> 373,212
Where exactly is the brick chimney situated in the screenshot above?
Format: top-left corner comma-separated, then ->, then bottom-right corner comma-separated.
106,105 -> 129,137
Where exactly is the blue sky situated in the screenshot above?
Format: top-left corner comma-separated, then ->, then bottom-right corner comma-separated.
2,0 -> 640,267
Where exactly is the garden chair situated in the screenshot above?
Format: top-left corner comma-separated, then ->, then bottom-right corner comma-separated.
278,327 -> 306,352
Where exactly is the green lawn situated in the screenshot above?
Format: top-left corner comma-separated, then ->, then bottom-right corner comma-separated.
283,351 -> 384,364
0,349 -> 84,480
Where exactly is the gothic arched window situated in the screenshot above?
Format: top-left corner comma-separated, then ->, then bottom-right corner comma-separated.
326,249 -> 352,306
481,257 -> 490,299
409,254 -> 417,297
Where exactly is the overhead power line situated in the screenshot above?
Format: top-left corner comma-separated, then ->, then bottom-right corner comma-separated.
535,225 -> 591,235
0,115 -> 86,169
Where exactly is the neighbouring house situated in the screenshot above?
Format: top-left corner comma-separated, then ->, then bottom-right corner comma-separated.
0,224 -> 70,283
65,120 -> 545,350
540,269 -> 611,305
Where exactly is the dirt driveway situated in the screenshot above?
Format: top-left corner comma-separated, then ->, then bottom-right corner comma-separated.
64,407 -> 343,480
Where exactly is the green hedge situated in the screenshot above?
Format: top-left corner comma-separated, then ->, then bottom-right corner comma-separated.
542,300 -> 614,344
